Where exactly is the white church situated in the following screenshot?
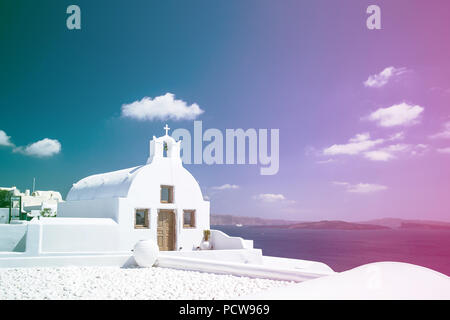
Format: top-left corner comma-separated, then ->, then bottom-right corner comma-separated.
58,125 -> 210,252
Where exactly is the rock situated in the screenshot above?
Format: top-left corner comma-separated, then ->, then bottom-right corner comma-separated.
0,264 -> 289,299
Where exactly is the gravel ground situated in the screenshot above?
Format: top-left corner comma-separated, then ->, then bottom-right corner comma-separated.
0,266 -> 292,300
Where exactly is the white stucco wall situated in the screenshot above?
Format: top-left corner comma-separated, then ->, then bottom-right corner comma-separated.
121,155 -> 210,251
58,198 -> 120,221
0,217 -> 124,256
211,229 -> 253,250
0,208 -> 9,224
39,218 -> 120,253
114,197 -> 210,251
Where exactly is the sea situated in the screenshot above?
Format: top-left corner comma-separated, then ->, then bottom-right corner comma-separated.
212,225 -> 450,276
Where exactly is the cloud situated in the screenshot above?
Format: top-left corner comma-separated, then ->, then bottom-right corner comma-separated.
348,183 -> 388,194
437,147 -> 450,154
304,146 -> 321,157
410,144 -> 428,156
333,181 -> 387,194
1,131 -> 61,158
367,102 -> 424,127
388,131 -> 405,141
332,181 -> 350,186
363,144 -> 409,162
323,133 -> 384,156
323,132 -> 425,162
211,184 -> 240,190
363,150 -> 395,161
14,138 -> 61,157
317,158 -> 335,164
121,93 -> 204,121
430,121 -> 450,139
0,130 -> 13,147
364,66 -> 407,88
253,193 -> 293,203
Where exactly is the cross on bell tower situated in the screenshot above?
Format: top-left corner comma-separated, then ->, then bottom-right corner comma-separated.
147,124 -> 181,164
163,124 -> 170,136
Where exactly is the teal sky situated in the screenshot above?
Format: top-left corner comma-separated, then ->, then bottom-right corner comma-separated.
1,1 -> 450,221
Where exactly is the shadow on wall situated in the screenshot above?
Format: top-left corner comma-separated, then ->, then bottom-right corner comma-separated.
0,225 -> 27,252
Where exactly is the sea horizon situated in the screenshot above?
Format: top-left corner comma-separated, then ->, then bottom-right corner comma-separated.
212,225 -> 450,276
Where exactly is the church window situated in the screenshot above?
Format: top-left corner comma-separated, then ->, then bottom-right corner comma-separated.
160,185 -> 174,203
183,210 -> 196,228
163,142 -> 168,157
135,209 -> 149,229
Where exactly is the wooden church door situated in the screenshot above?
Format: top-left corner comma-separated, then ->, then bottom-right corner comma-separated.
157,210 -> 175,251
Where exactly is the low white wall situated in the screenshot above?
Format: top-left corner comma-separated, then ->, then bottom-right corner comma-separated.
161,249 -> 263,265
0,208 -> 9,224
210,229 -> 253,250
156,254 -> 327,282
15,217 -> 120,256
0,224 -> 27,252
0,254 -> 135,268
39,218 -> 120,253
262,256 -> 335,274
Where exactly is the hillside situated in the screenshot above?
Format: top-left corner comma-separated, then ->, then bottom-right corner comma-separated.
210,214 -> 296,226
273,220 -> 390,230
360,218 -> 450,230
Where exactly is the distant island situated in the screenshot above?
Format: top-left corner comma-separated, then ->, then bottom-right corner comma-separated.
211,214 -> 450,230
268,220 -> 389,230
359,218 -> 450,230
210,214 -> 297,226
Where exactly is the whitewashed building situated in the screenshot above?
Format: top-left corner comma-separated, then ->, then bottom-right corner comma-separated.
58,126 -> 210,252
0,187 -> 63,223
23,190 -> 63,215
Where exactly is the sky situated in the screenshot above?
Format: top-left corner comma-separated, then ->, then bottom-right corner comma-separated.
0,0 -> 449,222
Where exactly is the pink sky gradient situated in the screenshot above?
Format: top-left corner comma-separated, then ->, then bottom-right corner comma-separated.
205,1 -> 450,222
1,1 -> 449,222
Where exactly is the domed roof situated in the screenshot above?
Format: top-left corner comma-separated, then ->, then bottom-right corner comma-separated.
66,161 -> 204,203
66,125 -> 203,202
66,165 -> 144,201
